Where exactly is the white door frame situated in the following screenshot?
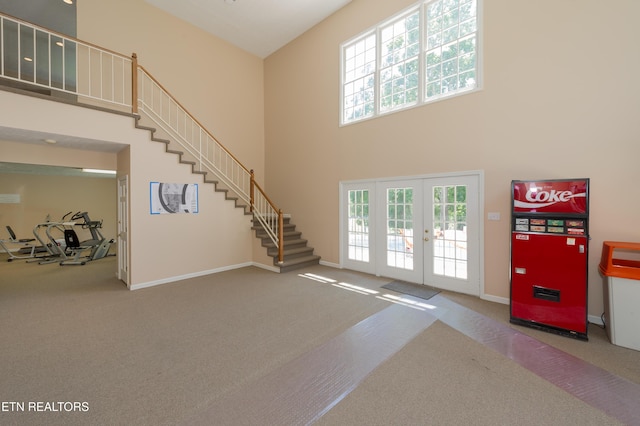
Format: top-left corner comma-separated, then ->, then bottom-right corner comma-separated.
340,170 -> 484,297
117,175 -> 129,286
340,181 -> 377,275
375,179 -> 424,284
423,174 -> 481,296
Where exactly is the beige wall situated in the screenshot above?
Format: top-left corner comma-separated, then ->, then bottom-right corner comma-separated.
1,1 -> 267,285
0,89 -> 255,286
0,172 -> 116,243
125,117 -> 253,286
3,0 -> 638,313
264,0 -> 640,316
75,0 -> 265,284
77,0 -> 266,182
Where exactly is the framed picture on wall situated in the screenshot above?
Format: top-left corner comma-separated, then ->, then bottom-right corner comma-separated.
150,182 -> 198,214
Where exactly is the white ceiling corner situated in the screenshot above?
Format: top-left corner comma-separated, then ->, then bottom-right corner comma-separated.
144,0 -> 352,58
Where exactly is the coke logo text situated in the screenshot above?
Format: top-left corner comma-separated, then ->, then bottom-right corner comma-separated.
525,189 -> 574,203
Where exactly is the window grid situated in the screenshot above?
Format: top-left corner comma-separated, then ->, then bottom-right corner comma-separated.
425,0 -> 477,99
341,0 -> 478,125
347,189 -> 370,262
432,185 -> 468,279
386,188 -> 414,270
342,33 -> 376,123
379,10 -> 421,113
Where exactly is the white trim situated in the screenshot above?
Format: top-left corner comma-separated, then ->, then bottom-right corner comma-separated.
320,259 -> 341,269
477,170 -> 486,298
340,0 -> 483,126
339,170 -> 485,297
128,262 -> 255,290
252,262 -> 281,273
481,294 -> 509,305
478,296 -> 605,327
588,314 -> 604,326
342,169 -> 484,185
340,181 -> 377,275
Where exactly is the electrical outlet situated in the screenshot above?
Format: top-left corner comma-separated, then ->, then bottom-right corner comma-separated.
488,212 -> 501,221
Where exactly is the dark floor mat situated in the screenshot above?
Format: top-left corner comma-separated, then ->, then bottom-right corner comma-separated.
381,280 -> 440,301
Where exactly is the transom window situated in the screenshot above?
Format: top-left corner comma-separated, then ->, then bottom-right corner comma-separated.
341,0 -> 479,125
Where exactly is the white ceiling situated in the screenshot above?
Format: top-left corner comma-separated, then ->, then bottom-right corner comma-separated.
145,0 -> 352,58
1,0 -> 353,176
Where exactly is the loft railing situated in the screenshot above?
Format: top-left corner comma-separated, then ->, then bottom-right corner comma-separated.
0,12 -> 285,263
0,13 -> 132,109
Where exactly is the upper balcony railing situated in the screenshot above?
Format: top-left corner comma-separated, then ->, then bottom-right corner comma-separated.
0,12 -> 284,263
0,13 -> 133,110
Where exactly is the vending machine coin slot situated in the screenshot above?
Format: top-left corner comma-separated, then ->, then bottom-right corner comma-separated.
533,286 -> 561,302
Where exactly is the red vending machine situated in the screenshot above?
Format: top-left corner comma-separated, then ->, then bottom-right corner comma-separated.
510,178 -> 590,340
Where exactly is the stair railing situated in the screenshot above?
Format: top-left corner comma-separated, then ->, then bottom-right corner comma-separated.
0,12 -> 132,111
0,12 -> 285,263
134,62 -> 284,262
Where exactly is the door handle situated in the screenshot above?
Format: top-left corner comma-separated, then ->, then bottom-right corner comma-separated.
424,229 -> 429,242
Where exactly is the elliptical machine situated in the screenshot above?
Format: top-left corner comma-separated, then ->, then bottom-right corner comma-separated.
59,211 -> 114,266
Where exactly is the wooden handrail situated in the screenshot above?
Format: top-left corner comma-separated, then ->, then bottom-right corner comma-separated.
252,179 -> 279,213
135,63 -> 285,263
250,170 -> 255,213
131,53 -> 138,114
278,210 -> 284,263
0,11 -> 287,268
136,64 -> 250,175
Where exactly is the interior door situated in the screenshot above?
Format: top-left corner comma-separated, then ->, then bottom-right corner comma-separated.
117,175 -> 129,285
423,175 -> 479,295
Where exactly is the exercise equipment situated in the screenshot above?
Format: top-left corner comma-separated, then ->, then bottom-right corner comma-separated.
59,212 -> 114,265
0,226 -> 46,262
26,211 -> 115,266
28,214 -> 75,264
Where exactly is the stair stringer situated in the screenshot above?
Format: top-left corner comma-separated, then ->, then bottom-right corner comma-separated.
133,115 -> 252,216
134,114 -> 321,273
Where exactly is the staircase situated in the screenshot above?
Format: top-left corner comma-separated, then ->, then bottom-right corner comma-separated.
0,14 -> 320,273
252,216 -> 321,273
134,117 -> 321,273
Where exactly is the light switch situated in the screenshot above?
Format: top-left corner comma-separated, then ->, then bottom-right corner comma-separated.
488,212 -> 500,221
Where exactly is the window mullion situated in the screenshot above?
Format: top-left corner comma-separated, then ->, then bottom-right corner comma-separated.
340,0 -> 479,125
374,26 -> 381,118
419,2 -> 426,105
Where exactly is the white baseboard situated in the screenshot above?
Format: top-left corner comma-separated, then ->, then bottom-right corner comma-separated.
588,314 -> 604,326
128,265 -> 606,329
319,259 -> 341,269
129,262 -> 254,290
251,262 -> 280,273
480,295 -> 605,327
481,294 -> 509,305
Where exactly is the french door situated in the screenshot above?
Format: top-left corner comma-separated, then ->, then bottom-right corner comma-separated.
376,180 -> 423,283
341,173 -> 481,296
423,175 -> 479,295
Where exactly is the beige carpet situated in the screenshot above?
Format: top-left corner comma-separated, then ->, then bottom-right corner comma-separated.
0,253 -> 638,425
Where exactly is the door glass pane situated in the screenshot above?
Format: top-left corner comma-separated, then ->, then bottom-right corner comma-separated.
432,184 -> 467,279
387,187 -> 414,270
347,189 -> 370,262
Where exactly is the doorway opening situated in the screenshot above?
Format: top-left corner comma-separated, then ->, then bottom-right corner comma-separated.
341,171 -> 483,296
